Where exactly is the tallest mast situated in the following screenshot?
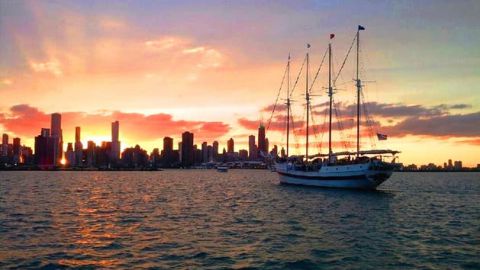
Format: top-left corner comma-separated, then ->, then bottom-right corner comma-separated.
305,44 -> 310,162
328,34 -> 334,162
286,54 -> 291,157
356,25 -> 365,158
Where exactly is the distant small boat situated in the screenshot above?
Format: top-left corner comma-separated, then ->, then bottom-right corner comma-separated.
217,166 -> 229,172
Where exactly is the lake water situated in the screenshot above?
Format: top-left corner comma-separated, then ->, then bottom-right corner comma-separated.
0,170 -> 479,269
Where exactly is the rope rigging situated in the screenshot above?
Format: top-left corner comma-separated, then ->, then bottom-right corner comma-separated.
333,34 -> 357,85
308,47 -> 328,93
266,58 -> 289,130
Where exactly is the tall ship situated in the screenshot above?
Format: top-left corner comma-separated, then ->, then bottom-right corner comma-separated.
273,26 -> 399,189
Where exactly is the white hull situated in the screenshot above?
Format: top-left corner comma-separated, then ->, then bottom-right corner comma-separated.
276,162 -> 393,189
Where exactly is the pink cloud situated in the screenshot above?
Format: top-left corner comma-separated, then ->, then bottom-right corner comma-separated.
0,104 -> 230,143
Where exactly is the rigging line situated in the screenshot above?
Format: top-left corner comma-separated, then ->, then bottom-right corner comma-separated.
308,103 -> 322,154
289,55 -> 307,97
333,34 -> 357,85
290,112 -> 300,152
308,47 -> 328,93
266,58 -> 289,130
361,90 -> 377,149
333,100 -> 349,150
318,103 -> 329,154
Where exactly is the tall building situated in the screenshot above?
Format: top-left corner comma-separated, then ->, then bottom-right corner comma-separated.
86,141 -> 96,167
111,121 -> 121,161
13,137 -> 21,163
162,137 -> 175,166
201,142 -> 208,163
454,161 -> 463,170
239,149 -> 248,160
34,128 -> 56,169
212,141 -> 219,161
258,124 -> 266,155
50,113 -> 63,164
227,138 -> 234,153
2,133 -> 8,157
74,127 -> 83,166
248,135 -> 257,160
207,145 -> 213,162
265,138 -> 269,156
163,137 -> 173,154
65,143 -> 75,166
181,131 -> 194,167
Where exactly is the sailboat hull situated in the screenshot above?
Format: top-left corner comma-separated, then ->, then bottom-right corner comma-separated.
276,163 -> 393,189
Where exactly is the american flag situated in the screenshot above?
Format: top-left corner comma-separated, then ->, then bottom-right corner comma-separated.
377,133 -> 388,140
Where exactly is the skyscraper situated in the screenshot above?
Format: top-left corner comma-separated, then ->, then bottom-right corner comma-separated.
13,137 -> 21,163
65,142 -> 75,166
212,141 -> 219,161
181,131 -> 194,167
201,142 -> 208,163
74,127 -> 83,166
162,136 -> 175,166
111,121 -> 121,161
50,113 -> 63,164
34,128 -> 56,169
1,133 -> 8,157
248,135 -> 257,160
258,124 -> 266,154
227,138 -> 234,153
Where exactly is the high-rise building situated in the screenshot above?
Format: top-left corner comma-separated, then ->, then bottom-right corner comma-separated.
111,121 -> 121,161
2,133 -> 9,157
65,143 -> 75,166
270,145 -> 278,157
86,141 -> 96,167
162,137 -> 175,166
201,142 -> 208,163
74,127 -> 83,166
163,137 -> 173,154
207,145 -> 213,162
12,137 -> 21,163
248,135 -> 257,160
50,113 -> 63,164
34,128 -> 56,169
239,149 -> 248,160
265,138 -> 269,155
227,138 -> 234,153
212,141 -> 219,161
454,161 -> 462,170
258,124 -> 266,154
181,131 -> 194,167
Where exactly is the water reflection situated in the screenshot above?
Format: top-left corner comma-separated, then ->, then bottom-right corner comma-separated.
0,171 -> 478,269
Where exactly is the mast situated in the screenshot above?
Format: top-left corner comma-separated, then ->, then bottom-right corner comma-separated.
286,54 -> 291,157
328,35 -> 334,162
356,25 -> 365,158
305,44 -> 310,162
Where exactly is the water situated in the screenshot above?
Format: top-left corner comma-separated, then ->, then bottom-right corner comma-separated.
0,170 -> 479,269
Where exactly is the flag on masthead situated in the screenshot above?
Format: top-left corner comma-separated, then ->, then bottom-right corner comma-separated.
358,25 -> 365,31
330,33 -> 335,39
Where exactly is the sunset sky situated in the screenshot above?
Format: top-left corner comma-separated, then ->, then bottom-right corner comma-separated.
1,0 -> 479,166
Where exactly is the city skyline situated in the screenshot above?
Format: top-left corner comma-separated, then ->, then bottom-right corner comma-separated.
1,1 -> 479,166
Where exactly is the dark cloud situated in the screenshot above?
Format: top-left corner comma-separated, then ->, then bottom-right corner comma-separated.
382,112 -> 480,137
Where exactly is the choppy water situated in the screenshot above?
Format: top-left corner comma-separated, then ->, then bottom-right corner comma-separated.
0,170 -> 479,269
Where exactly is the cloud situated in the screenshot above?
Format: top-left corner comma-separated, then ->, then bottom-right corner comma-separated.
0,104 -> 230,143
250,101 -> 480,142
2,79 -> 13,85
30,60 -> 63,76
382,112 -> 480,137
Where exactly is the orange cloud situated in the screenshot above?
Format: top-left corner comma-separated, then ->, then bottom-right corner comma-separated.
0,104 -> 230,145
